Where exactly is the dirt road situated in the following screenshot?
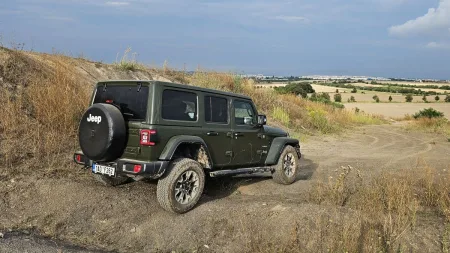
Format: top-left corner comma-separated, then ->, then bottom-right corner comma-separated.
1,123 -> 449,252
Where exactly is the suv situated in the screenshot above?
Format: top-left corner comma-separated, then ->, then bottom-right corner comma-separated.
74,81 -> 301,213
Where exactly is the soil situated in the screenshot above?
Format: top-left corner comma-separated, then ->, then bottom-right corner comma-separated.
1,123 -> 449,252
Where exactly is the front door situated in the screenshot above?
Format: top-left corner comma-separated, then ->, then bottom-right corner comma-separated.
230,99 -> 266,166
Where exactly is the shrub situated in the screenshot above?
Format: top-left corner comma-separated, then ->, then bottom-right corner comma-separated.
334,93 -> 342,102
446,95 -> 450,102
335,89 -> 339,93
389,96 -> 393,102
274,83 -> 314,98
435,96 -> 440,102
405,94 -> 413,102
351,88 -> 357,93
422,95 -> 427,102
350,96 -> 356,102
413,108 -> 444,119
372,95 -> 379,102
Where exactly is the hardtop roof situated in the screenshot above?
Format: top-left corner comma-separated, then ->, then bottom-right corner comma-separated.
96,80 -> 252,100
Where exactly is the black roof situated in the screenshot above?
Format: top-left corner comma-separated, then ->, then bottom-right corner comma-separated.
97,80 -> 252,100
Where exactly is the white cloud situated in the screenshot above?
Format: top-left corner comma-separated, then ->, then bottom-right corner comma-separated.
105,1 -> 130,6
389,0 -> 450,36
270,15 -> 309,23
426,41 -> 450,49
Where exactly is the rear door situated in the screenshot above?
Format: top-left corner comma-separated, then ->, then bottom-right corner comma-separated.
201,94 -> 233,167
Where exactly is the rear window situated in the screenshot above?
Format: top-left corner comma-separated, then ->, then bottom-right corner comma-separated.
93,85 -> 149,121
162,89 -> 197,121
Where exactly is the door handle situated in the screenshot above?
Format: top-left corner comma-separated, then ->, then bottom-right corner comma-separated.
207,131 -> 219,136
234,132 -> 244,137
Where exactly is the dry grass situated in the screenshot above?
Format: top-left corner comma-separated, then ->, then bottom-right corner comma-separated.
114,47 -> 145,71
403,118 -> 450,140
0,50 -> 90,172
303,164 -> 450,252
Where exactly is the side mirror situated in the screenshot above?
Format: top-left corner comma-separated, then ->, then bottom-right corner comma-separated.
257,115 -> 267,126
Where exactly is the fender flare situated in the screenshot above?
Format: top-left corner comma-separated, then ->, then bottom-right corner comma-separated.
159,135 -> 213,168
264,137 -> 300,165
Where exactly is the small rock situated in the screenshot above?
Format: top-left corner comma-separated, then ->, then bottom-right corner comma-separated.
204,245 -> 210,249
271,205 -> 287,212
10,179 -> 15,183
262,203 -> 267,206
0,232 -> 4,238
130,227 -> 136,233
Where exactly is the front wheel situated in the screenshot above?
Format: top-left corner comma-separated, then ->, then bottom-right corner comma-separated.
272,145 -> 299,185
157,158 -> 205,214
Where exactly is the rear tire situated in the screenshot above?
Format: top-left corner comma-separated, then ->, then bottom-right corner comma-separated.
157,158 -> 205,214
93,174 -> 129,186
272,145 -> 299,185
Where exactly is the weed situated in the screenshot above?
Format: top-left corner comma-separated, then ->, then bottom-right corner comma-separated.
272,107 -> 290,126
114,47 -> 143,71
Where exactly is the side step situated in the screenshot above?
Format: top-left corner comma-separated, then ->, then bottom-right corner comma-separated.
209,167 -> 273,178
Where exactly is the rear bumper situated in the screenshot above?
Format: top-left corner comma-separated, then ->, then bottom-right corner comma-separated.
73,151 -> 169,179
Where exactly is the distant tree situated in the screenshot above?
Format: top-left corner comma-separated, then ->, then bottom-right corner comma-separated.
351,88 -> 357,93
388,95 -> 393,102
445,95 -> 450,102
336,89 -> 339,93
435,95 -> 440,102
376,98 -> 380,103
372,95 -> 379,102
422,95 -> 427,102
274,83 -> 314,98
350,96 -> 356,102
405,94 -> 413,102
334,93 -> 342,102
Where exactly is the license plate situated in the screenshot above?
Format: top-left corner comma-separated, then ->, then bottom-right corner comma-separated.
92,164 -> 115,177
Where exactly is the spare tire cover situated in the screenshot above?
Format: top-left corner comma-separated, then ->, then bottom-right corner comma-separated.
78,103 -> 126,162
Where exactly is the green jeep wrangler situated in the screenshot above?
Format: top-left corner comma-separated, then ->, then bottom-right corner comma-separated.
74,81 -> 302,213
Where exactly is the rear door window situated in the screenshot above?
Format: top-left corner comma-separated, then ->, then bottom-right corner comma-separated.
162,89 -> 198,121
205,96 -> 228,124
93,85 -> 149,121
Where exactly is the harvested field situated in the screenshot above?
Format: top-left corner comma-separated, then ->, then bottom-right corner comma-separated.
346,103 -> 450,119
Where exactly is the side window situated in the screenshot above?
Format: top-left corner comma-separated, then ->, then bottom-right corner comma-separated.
205,96 -> 228,124
234,100 -> 256,125
162,89 -> 197,121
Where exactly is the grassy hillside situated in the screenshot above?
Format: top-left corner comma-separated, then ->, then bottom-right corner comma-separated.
0,48 -> 382,172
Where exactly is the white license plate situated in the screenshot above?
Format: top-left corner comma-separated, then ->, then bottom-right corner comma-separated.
93,164 -> 115,176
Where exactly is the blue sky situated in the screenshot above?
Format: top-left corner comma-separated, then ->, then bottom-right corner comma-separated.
1,0 -> 450,79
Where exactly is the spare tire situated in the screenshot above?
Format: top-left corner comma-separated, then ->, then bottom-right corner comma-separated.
78,103 -> 126,162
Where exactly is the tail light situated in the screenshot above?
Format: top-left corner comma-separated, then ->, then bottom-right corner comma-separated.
133,165 -> 142,173
140,129 -> 156,146
76,154 -> 82,163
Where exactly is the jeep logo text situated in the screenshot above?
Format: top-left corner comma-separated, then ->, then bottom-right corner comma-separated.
87,114 -> 102,124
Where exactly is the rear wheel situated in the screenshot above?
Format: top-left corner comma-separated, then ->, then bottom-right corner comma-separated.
157,158 -> 205,214
93,174 -> 129,186
272,145 -> 299,185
